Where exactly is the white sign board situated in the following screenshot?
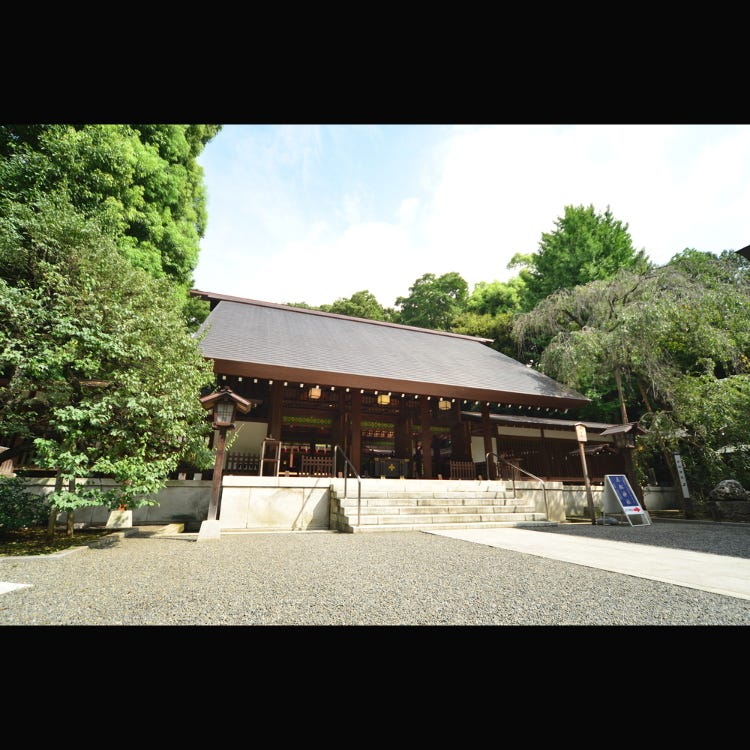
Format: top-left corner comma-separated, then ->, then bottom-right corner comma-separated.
672,453 -> 691,499
603,474 -> 651,526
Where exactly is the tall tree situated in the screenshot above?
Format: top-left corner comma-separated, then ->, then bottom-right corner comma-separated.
0,199 -> 215,531
0,124 -> 220,293
511,251 -> 750,506
450,278 -> 526,356
465,278 -> 526,317
319,290 -> 396,321
395,272 -> 469,330
510,204 -> 650,311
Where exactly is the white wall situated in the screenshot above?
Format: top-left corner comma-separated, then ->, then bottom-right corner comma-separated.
23,474 -> 330,531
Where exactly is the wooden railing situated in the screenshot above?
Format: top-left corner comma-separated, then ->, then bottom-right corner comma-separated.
226,451 -> 259,473
449,460 -> 477,479
299,455 -> 334,476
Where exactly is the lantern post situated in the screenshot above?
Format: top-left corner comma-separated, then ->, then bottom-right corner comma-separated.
197,386 -> 254,540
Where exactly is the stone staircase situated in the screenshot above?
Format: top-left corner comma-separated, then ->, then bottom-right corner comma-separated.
329,477 -> 553,533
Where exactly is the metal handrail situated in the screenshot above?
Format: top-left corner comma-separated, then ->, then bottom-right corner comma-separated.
486,451 -> 549,520
333,445 -> 363,526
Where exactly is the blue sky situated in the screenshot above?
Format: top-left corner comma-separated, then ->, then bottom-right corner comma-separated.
192,124 -> 750,308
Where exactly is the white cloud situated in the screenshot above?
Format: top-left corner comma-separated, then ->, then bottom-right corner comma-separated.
194,124 -> 750,307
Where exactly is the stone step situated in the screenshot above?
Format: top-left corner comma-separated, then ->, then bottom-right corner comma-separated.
330,477 -> 548,533
341,503 -> 537,516
337,490 -> 513,502
337,495 -> 525,506
342,517 -> 553,533
331,479 -> 511,494
351,510 -> 544,526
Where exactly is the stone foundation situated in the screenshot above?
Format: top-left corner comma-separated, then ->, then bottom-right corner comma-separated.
707,500 -> 750,522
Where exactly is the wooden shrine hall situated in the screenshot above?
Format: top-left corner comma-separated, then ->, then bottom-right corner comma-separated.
191,290 -> 632,483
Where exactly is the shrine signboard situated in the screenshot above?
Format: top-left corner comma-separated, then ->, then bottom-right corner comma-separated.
603,474 -> 652,526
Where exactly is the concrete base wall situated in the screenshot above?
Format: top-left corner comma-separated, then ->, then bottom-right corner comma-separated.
24,478 -> 212,530
642,486 -> 680,510
518,481 -> 603,520
23,475 -> 330,532
524,482 -> 674,519
22,475 -> 677,529
219,476 -> 330,531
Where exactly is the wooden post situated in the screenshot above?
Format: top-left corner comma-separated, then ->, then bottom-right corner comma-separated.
578,441 -> 596,524
207,426 -> 228,521
575,423 -> 596,524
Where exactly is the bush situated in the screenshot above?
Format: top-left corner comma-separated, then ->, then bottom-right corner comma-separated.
0,477 -> 49,532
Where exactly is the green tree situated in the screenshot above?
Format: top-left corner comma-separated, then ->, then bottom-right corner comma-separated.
466,278 -> 526,316
450,278 -> 527,356
511,251 -> 750,511
510,204 -> 650,311
319,290 -> 396,321
0,124 -> 221,293
449,309 -> 518,357
395,272 -> 469,330
0,199 -> 215,534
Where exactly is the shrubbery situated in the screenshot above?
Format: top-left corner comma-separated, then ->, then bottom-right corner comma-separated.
0,477 -> 49,532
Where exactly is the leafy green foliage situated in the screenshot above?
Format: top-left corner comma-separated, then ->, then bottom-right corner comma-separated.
668,371 -> 750,494
0,199 -> 216,511
395,272 -> 469,330
319,290 -> 396,321
511,250 -> 750,499
511,204 -> 651,311
0,124 -> 221,290
0,477 -> 49,531
466,278 -> 526,317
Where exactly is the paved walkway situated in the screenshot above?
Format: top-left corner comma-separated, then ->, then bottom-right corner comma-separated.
426,527 -> 750,601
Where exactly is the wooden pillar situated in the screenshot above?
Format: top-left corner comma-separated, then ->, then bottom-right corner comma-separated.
396,409 -> 413,464
489,420 -> 500,479
450,403 -> 470,460
540,428 -> 553,478
269,380 -> 283,440
420,399 -> 433,478
330,389 -> 342,448
481,403 -> 495,479
351,389 -> 362,474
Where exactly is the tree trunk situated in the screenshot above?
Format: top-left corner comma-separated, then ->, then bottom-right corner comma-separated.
637,378 -> 682,505
614,367 -> 629,424
66,478 -> 75,537
614,367 -> 644,505
46,472 -> 64,542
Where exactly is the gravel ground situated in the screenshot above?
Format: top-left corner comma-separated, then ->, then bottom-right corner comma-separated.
1,520 -> 748,626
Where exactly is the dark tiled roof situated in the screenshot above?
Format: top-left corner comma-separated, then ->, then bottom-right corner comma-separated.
193,291 -> 590,409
